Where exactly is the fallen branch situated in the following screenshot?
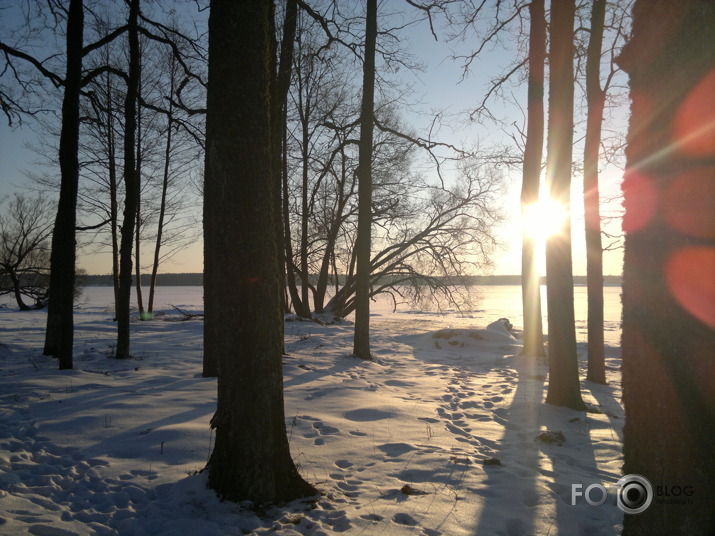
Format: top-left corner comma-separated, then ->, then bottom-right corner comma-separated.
168,304 -> 204,321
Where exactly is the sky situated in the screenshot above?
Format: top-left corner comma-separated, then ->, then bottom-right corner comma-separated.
0,1 -> 627,277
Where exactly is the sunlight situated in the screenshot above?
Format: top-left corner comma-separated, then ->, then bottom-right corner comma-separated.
522,199 -> 568,241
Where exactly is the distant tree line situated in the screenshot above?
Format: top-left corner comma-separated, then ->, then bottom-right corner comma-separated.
78,273 -> 623,288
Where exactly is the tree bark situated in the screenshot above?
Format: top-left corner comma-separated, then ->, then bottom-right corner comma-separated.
520,0 -> 546,359
544,0 -> 585,410
271,0 -> 298,321
583,0 -> 607,384
619,1 -> 715,533
352,0 -> 378,359
204,0 -> 315,503
115,0 -> 141,359
43,0 -> 83,370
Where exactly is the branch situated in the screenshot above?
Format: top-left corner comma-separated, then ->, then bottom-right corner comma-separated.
0,42 -> 63,87
82,25 -> 128,57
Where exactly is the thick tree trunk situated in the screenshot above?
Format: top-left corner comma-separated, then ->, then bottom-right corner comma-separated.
619,1 -> 715,533
583,0 -> 607,384
115,0 -> 140,359
352,0 -> 377,360
43,0 -> 83,370
520,0 -> 546,359
544,0 -> 585,410
204,0 -> 315,503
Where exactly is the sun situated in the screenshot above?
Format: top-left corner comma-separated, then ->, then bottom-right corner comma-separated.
522,199 -> 568,240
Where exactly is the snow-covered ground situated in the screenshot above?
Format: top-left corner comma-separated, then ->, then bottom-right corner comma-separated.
0,286 -> 625,535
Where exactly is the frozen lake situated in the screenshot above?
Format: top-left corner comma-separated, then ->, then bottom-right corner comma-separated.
78,284 -> 623,347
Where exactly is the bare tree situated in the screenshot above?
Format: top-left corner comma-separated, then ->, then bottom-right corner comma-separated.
0,194 -> 54,310
42,0 -> 84,370
114,0 -> 140,360
582,0 -> 607,384
353,0 -> 378,359
204,0 -> 316,503
520,0 -> 546,359
544,0 -> 585,411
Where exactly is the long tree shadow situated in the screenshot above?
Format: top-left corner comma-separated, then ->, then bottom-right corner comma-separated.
468,352 -> 625,535
470,355 -> 546,535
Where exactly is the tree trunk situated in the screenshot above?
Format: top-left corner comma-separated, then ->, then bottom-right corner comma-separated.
520,0 -> 546,359
544,0 -> 585,410
271,0 -> 297,321
43,0 -> 83,370
283,127 -> 303,318
148,78 -> 174,318
135,75 -> 145,320
204,0 -> 315,504
300,110 -> 311,317
107,76 -> 121,321
10,270 -> 33,311
352,0 -> 378,360
619,1 -> 715,533
115,0 -> 140,359
584,0 -> 606,384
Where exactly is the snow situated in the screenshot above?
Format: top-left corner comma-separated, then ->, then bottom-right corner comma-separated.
0,286 -> 625,535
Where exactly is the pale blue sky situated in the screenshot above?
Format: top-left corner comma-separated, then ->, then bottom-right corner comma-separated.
0,0 -> 627,276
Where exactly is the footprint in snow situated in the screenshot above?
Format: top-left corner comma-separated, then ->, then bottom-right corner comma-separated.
392,512 -> 419,526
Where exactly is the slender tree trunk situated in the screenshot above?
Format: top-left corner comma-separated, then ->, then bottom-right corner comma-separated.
283,127 -> 303,317
584,0 -> 606,384
204,0 -> 316,504
107,79 -> 121,321
619,1 -> 715,533
520,0 -> 546,359
115,0 -> 140,359
271,0 -> 297,320
544,0 -> 585,410
148,89 -> 174,317
300,111 -> 311,317
352,0 -> 377,359
43,0 -> 83,370
292,50 -> 312,319
135,76 -> 145,320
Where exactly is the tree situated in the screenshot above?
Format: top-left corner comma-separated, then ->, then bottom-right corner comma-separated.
204,0 -> 315,503
43,0 -> 84,370
0,194 -> 54,310
73,10 -> 204,324
583,0 -> 607,384
520,0 -> 546,359
619,1 -> 715,533
543,0 -> 586,411
352,0 -> 378,359
114,0 -> 141,359
270,0 -> 298,323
